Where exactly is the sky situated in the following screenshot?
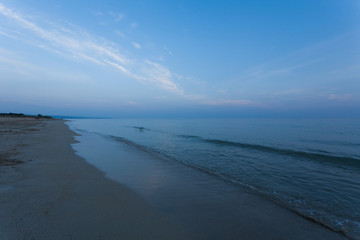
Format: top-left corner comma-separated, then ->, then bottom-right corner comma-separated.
0,0 -> 359,118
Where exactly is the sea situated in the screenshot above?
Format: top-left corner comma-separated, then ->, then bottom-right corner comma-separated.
66,118 -> 360,239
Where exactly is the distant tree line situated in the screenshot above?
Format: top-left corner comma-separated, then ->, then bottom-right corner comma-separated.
0,113 -> 53,119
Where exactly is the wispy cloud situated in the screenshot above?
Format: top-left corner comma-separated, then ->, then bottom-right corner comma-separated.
109,12 -> 125,22
0,47 -> 90,83
125,100 -> 137,105
239,34 -> 354,83
184,94 -> 206,101
217,89 -> 227,94
273,89 -> 304,96
132,42 -> 141,49
329,93 -> 352,102
92,10 -> 104,17
92,11 -> 125,23
244,60 -> 321,82
130,22 -> 137,29
0,27 -> 18,39
328,64 -> 360,79
114,30 -> 125,38
0,3 -> 182,94
163,46 -> 174,56
202,99 -> 254,106
138,60 -> 183,94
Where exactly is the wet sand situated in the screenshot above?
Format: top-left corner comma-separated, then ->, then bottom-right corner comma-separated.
0,118 -> 187,240
0,118 -> 349,239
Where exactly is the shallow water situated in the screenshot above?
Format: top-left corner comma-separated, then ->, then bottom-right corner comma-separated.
67,118 -> 360,239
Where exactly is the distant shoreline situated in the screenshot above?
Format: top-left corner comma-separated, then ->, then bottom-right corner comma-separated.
0,113 -> 53,119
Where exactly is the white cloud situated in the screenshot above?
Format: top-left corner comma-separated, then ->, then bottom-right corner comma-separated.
136,60 -> 183,94
132,42 -> 141,49
0,3 -> 182,94
103,59 -> 131,75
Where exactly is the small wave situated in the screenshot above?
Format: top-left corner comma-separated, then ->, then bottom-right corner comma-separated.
98,131 -> 357,239
132,126 -> 150,132
122,126 -> 360,168
176,134 -> 360,168
72,124 -> 359,240
108,135 -> 152,154
105,134 -> 177,163
299,139 -> 360,147
177,134 -> 202,140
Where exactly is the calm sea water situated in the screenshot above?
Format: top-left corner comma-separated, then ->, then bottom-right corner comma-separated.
67,118 -> 360,239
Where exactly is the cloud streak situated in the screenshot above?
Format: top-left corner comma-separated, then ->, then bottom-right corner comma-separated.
202,99 -> 255,106
0,3 -> 182,94
329,93 -> 352,102
0,47 -> 90,83
131,42 -> 141,49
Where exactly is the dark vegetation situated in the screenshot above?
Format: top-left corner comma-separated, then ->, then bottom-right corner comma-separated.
0,113 -> 53,119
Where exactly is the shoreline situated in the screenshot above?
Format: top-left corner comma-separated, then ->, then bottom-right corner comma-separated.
0,118 -> 188,239
0,118 -> 349,239
68,120 -> 350,240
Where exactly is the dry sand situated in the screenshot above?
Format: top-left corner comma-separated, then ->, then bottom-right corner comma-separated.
0,118 -> 349,240
0,118 -> 188,240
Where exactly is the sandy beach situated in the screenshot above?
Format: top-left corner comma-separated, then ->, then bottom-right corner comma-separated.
0,118 -> 188,240
0,118 -> 349,240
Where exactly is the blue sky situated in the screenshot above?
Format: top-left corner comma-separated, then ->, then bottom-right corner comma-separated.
0,0 -> 359,117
